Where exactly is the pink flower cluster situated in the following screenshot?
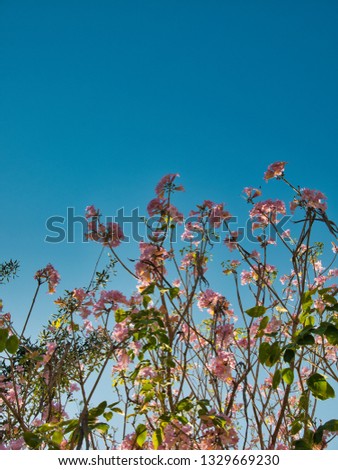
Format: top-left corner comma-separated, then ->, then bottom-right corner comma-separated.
93,290 -> 128,317
147,197 -> 184,223
197,289 -> 232,316
34,263 -> 60,294
264,161 -> 287,181
155,173 -> 184,198
250,199 -> 286,228
85,205 -> 124,247
241,264 -> 276,286
200,413 -> 239,449
208,350 -> 236,383
72,288 -> 95,319
112,319 -> 129,342
158,420 -> 193,450
190,199 -> 231,229
224,231 -> 240,252
243,187 -> 262,201
136,242 -> 169,286
290,188 -> 328,213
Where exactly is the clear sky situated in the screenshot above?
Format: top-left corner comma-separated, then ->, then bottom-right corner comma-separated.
2,0 -> 338,317
1,0 -> 338,446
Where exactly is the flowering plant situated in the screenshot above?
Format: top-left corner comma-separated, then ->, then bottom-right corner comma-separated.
1,162 -> 337,450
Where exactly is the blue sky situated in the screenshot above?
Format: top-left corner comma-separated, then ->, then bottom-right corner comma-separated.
1,0 -> 338,447
2,0 -> 338,325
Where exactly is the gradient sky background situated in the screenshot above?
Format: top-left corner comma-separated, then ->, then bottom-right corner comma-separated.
1,0 -> 338,447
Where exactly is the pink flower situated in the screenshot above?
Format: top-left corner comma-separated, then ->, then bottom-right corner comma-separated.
135,242 -> 169,285
138,366 -> 157,379
224,231 -> 239,251
290,188 -> 328,213
264,161 -> 287,181
119,433 -> 137,450
72,288 -> 87,303
208,203 -> 231,228
8,438 -> 25,450
281,229 -> 291,240
34,263 -> 60,294
155,173 -> 183,198
301,188 -> 327,211
85,205 -> 99,219
129,341 -> 142,355
159,420 -> 193,450
241,270 -> 254,285
328,268 -> 338,277
112,349 -> 131,372
93,290 -> 128,316
68,382 -> 80,393
167,204 -> 184,224
87,218 -> 124,247
208,350 -> 235,383
250,199 -> 286,227
265,316 -> 282,333
314,298 -> 325,314
215,324 -> 234,348
41,341 -> 57,364
197,289 -> 231,315
243,187 -> 262,200
147,197 -> 166,216
200,413 -> 238,449
112,320 -> 129,342
314,275 -> 328,287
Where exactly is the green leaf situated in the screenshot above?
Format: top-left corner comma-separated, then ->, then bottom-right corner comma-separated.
301,290 -> 316,313
135,424 -> 147,448
307,373 -> 335,400
321,419 -> 338,432
324,324 -> 338,346
63,419 -> 79,434
313,419 -> 338,445
152,428 -> 164,450
114,308 -> 128,323
296,334 -> 315,346
5,335 -> 19,354
0,328 -> 8,341
52,430 -> 63,445
110,406 -> 124,415
322,294 -> 337,305
142,295 -> 152,309
290,421 -> 302,436
93,423 -> 109,435
258,342 -> 271,364
281,368 -> 294,385
258,316 -> 269,331
293,438 -> 312,450
176,397 -> 194,412
157,331 -> 170,345
0,328 -> 9,352
103,411 -> 113,421
299,393 -> 309,410
283,348 -> 295,363
141,283 -> 155,295
23,431 -> 42,449
265,342 -> 281,367
304,316 -> 315,327
89,401 -> 107,418
245,306 -> 267,318
272,369 -> 281,389
176,415 -> 188,425
169,287 -> 180,300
